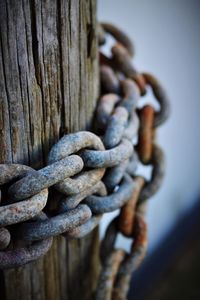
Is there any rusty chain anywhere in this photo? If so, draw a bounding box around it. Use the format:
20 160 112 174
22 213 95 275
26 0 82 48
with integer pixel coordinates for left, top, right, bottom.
0 22 169 299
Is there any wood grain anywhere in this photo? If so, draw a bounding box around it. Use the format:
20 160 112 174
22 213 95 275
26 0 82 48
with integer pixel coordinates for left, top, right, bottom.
0 0 99 299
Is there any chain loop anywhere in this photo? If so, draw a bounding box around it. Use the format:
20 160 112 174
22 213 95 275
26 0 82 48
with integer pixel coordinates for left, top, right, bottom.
17 204 92 242
59 181 107 211
48 131 105 195
139 144 165 203
101 23 134 57
0 237 53 270
111 213 147 300
100 65 120 95
142 72 170 127
0 164 48 227
0 213 52 269
85 174 134 214
80 139 133 168
66 214 102 239
8 156 83 201
94 22 169 299
137 105 155 164
118 176 145 237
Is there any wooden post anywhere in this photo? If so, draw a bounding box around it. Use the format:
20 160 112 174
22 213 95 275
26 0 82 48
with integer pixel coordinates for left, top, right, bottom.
0 0 99 299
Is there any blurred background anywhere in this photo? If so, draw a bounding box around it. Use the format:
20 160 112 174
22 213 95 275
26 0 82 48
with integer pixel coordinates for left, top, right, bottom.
98 0 200 299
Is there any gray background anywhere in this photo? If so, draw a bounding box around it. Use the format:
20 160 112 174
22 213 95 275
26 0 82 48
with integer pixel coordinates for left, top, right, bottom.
98 0 200 252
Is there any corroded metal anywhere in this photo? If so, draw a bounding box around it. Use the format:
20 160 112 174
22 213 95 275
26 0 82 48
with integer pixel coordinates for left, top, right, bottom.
95 22 169 300
0 213 53 269
85 174 134 214
100 217 119 263
96 93 120 129
0 164 48 226
143 72 170 127
55 168 105 195
9 155 83 200
139 144 165 203
103 160 129 192
66 214 102 239
0 189 48 227
120 79 140 113
100 65 120 95
118 177 145 236
97 83 135 193
112 214 148 300
112 43 136 77
126 152 139 176
17 204 92 241
110 43 148 97
48 131 106 194
48 131 105 163
103 106 128 149
59 181 107 211
101 22 134 57
95 249 126 300
132 73 147 96
137 105 155 164
123 110 140 141
96 212 147 300
0 237 53 269
0 164 33 185
80 139 133 168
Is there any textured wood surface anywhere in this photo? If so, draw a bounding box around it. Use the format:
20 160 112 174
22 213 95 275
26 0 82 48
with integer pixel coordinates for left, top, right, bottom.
0 0 99 299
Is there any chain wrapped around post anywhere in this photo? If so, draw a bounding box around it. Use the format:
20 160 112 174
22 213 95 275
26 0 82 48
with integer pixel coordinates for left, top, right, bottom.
0 22 169 299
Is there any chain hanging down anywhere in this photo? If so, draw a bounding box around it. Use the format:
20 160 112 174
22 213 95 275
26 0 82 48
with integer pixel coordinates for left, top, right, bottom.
0 22 169 299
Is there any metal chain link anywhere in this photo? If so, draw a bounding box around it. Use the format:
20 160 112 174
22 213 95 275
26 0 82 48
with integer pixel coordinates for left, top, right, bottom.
0 22 170 299
94 22 169 300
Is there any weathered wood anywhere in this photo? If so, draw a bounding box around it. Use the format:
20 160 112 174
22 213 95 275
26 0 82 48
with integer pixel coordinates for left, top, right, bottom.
0 0 99 299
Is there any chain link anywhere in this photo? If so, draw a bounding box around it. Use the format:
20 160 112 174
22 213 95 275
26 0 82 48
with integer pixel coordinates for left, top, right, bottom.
0 22 169 299
94 23 169 300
